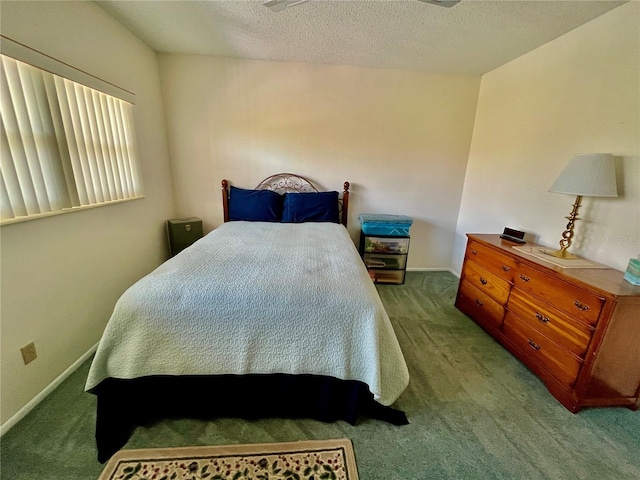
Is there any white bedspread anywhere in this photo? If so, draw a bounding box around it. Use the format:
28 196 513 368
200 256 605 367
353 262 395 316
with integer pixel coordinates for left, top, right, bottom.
85 222 409 406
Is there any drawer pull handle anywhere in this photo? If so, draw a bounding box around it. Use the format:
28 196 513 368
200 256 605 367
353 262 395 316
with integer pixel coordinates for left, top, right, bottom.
502 265 511 272
535 312 550 324
475 299 484 307
528 339 541 351
479 277 488 285
471 249 478 255
519 274 530 282
574 300 590 311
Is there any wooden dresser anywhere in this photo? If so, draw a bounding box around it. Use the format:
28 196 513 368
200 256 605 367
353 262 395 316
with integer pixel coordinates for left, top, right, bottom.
456 234 640 412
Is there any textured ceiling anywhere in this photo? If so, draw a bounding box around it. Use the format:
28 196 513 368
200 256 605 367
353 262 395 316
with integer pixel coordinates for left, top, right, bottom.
95 0 625 75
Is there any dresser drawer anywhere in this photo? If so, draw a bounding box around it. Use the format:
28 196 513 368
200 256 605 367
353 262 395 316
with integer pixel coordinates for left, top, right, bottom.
513 263 604 325
466 240 517 282
507 289 594 358
462 260 511 304
457 280 505 331
503 312 582 387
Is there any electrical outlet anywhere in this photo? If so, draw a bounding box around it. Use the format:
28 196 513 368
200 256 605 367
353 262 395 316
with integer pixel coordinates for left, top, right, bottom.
21 342 37 365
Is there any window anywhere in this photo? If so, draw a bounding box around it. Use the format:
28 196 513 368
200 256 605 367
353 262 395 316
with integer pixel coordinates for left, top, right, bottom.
0 49 142 224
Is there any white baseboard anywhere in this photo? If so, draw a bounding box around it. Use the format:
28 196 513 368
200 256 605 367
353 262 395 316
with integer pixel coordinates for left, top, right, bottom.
406 267 459 277
0 342 98 437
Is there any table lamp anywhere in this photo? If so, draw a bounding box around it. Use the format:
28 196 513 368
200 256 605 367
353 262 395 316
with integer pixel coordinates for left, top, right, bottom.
547 153 617 259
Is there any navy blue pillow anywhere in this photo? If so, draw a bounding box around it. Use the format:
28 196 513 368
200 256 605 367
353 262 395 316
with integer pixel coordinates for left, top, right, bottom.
282 191 340 223
228 186 283 222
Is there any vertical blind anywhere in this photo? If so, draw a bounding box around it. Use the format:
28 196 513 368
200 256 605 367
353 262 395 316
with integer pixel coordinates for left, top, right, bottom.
0 54 142 222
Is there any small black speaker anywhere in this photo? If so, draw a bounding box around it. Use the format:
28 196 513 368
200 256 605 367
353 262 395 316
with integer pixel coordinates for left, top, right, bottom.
167 217 204 256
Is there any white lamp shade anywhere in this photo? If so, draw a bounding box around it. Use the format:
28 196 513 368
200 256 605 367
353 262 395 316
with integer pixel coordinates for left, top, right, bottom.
548 153 618 197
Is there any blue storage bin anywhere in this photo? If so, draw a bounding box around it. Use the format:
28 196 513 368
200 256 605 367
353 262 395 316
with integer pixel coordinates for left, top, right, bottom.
358 214 413 237
624 258 640 286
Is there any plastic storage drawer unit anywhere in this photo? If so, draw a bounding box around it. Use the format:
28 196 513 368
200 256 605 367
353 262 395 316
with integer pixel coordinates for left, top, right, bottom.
358 214 413 237
358 214 412 285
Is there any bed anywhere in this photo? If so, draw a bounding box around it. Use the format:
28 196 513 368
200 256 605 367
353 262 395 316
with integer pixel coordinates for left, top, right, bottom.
86 173 410 462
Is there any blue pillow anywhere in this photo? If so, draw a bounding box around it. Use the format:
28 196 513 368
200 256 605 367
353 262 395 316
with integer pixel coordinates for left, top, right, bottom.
228 186 283 222
282 191 340 223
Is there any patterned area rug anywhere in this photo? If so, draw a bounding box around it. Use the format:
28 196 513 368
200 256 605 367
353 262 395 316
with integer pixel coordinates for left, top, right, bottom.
98 438 358 480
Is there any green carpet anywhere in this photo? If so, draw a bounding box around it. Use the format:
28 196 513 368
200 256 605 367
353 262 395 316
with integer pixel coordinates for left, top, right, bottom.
2 272 639 479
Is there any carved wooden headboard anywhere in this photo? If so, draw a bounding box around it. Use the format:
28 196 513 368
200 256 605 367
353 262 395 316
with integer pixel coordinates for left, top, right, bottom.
221 173 350 226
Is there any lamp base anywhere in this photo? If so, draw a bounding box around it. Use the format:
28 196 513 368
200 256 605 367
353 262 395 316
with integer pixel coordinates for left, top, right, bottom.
543 249 581 260
549 194 583 261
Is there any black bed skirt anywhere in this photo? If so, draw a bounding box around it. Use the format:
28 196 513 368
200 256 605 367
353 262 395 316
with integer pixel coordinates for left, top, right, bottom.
91 374 408 463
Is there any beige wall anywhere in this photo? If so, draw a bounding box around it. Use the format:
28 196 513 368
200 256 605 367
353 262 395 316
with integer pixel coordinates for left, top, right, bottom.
0 2 175 424
453 2 639 273
158 54 480 268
